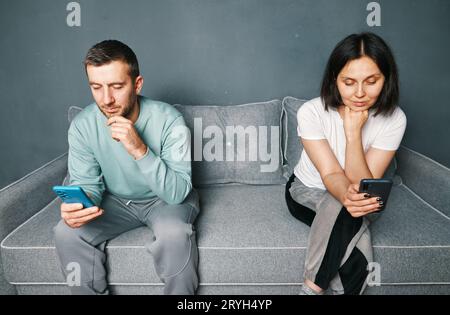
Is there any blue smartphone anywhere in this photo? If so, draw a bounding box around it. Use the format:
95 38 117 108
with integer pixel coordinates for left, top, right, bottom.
53 186 95 208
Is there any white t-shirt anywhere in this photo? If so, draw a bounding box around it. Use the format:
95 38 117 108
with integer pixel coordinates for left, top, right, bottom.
294 97 407 190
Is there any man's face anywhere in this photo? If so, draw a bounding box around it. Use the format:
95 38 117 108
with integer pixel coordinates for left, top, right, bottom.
86 60 142 119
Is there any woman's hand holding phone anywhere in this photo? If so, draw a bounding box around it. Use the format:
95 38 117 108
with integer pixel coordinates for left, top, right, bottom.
61 202 103 229
342 184 383 218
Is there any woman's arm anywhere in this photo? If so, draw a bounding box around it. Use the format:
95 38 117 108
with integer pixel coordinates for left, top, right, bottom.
343 107 373 183
345 135 396 183
364 147 396 178
301 138 349 204
302 138 382 217
343 107 397 183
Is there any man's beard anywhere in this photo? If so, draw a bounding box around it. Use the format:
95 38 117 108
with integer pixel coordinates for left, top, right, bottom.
100 93 137 119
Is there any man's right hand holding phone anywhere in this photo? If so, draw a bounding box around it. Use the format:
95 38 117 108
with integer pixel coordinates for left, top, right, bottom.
61 203 103 228
342 184 383 218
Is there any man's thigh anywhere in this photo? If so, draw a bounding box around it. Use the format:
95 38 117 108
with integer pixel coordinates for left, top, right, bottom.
57 193 143 246
144 189 200 231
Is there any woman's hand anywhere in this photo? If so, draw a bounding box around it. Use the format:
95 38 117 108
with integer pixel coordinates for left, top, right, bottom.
342 184 383 217
343 106 369 140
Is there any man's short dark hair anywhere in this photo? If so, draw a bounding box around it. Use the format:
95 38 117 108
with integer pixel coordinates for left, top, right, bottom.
84 40 140 80
320 32 399 116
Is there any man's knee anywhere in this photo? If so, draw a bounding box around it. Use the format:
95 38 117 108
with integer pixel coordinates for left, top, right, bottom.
148 219 197 279
53 220 84 246
154 220 194 245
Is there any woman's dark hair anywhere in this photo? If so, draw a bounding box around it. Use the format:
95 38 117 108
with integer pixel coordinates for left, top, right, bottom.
320 32 399 116
84 40 140 80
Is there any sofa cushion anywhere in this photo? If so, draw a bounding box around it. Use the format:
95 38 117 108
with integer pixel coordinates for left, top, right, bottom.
281 96 308 178
174 100 285 186
2 183 449 291
281 96 397 180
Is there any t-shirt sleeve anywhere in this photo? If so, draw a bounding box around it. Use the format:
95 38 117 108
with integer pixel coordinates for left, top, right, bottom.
371 108 407 151
296 100 326 140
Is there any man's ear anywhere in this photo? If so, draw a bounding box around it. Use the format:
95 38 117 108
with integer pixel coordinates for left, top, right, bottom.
134 75 144 94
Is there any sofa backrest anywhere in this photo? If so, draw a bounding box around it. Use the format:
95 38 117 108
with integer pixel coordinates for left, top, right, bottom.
67 100 286 187
174 100 285 186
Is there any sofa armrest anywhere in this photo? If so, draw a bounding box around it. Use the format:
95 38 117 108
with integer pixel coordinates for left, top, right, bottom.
396 146 450 217
0 153 67 294
0 153 68 240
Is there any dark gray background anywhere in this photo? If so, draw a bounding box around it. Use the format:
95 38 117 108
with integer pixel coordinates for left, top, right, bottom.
1 0 449 189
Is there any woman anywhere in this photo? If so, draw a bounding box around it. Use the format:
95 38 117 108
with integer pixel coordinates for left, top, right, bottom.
285 32 406 295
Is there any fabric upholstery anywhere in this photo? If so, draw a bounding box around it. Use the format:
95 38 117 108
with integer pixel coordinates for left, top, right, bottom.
2 184 449 293
175 100 285 185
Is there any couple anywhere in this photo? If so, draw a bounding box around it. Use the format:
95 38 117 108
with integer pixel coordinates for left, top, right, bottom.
54 33 406 295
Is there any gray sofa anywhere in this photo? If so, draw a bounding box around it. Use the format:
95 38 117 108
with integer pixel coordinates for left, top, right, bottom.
1 97 449 295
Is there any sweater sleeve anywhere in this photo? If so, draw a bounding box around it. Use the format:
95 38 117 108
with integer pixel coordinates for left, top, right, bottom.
67 121 105 207
134 115 192 204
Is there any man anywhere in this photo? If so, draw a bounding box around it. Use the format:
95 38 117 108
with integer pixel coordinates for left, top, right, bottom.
53 40 199 295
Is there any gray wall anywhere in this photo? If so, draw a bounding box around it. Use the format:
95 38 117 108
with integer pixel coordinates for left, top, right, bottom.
1 0 449 189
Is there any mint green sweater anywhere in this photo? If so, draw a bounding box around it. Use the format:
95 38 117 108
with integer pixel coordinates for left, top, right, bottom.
68 96 192 206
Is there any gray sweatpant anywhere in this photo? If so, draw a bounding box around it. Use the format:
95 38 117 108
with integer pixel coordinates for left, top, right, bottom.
53 189 200 295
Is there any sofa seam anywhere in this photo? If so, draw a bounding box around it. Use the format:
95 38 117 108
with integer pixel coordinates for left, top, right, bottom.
399 183 450 221
3 245 450 250
8 281 450 286
0 199 59 250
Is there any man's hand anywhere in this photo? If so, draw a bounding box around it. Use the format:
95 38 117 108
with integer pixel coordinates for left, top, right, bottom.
343 106 369 141
342 184 383 217
61 202 103 228
107 116 147 159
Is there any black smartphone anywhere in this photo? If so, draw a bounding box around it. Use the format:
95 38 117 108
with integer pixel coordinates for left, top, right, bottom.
358 179 393 211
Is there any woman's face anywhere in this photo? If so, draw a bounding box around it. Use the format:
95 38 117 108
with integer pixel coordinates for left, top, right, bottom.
337 56 385 112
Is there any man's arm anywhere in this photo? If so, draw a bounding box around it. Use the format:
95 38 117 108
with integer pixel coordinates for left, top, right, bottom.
68 122 105 206
134 116 192 204
107 114 192 204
